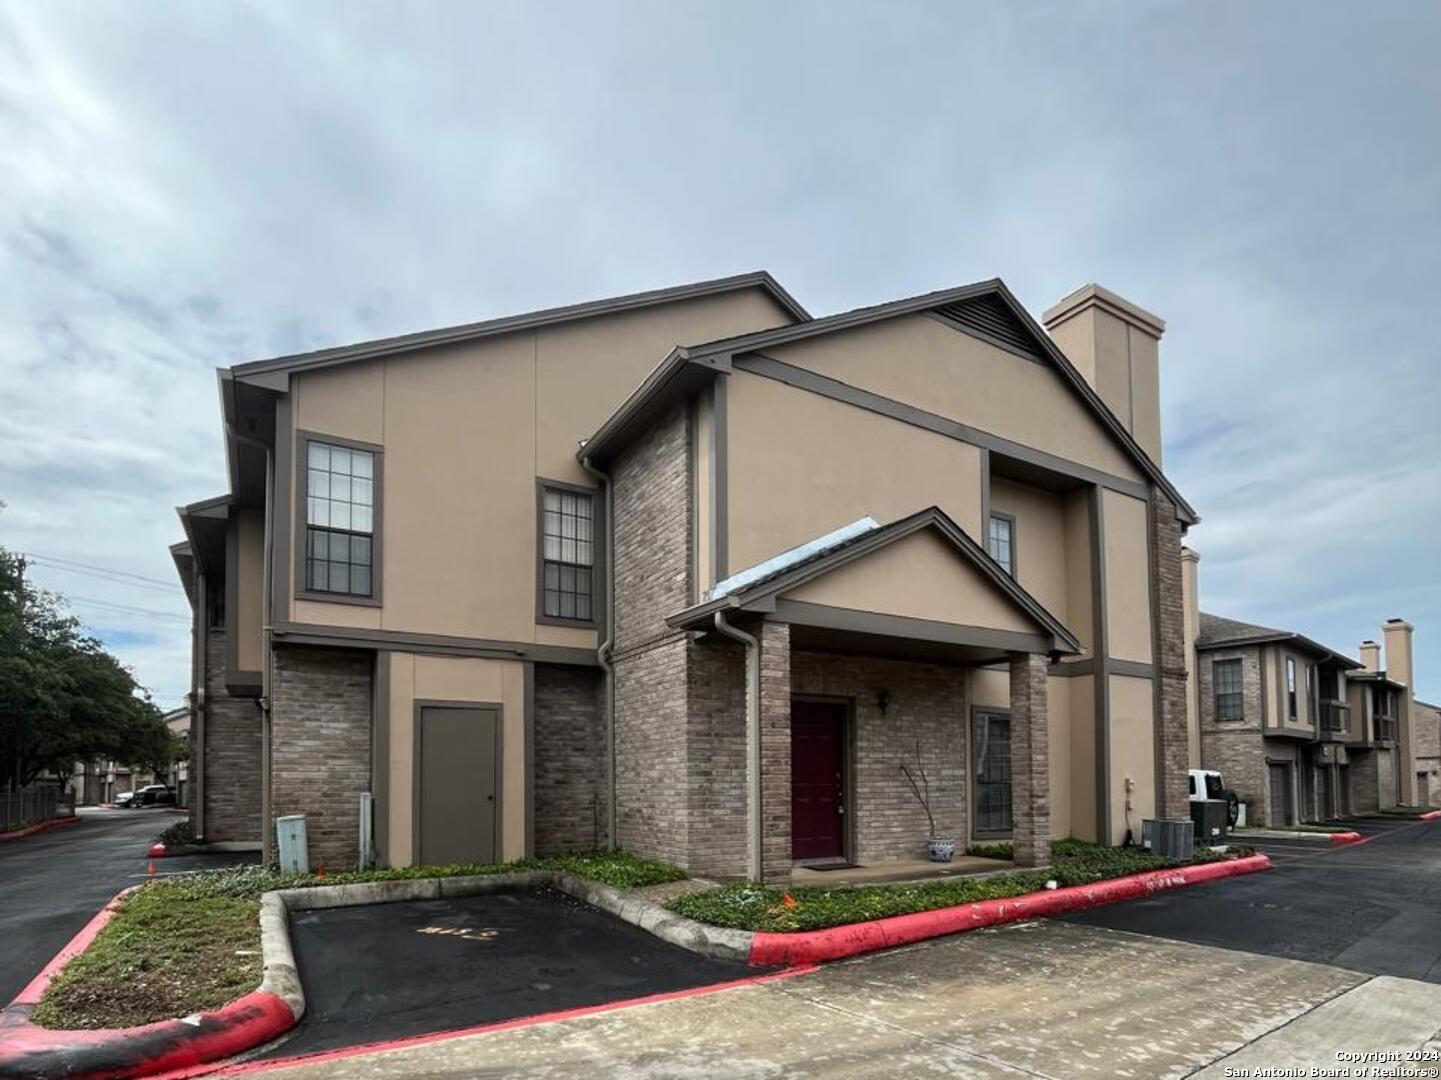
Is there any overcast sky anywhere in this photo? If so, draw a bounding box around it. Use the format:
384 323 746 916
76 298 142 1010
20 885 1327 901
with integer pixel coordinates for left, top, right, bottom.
1 1 1438 706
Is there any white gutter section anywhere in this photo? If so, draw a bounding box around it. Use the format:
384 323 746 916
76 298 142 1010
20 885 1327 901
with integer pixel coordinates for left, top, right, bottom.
708 517 879 602
713 611 762 882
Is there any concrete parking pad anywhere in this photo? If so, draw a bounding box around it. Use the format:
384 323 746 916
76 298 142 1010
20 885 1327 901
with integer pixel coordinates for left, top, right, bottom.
229 921 1373 1079
1067 817 1441 981
260 889 756 1059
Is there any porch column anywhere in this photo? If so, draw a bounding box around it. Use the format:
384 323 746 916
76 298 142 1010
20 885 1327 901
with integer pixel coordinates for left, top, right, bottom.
748 619 791 884
1009 651 1051 868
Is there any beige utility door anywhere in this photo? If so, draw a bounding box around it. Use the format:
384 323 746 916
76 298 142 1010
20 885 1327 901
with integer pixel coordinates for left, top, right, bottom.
418 705 498 866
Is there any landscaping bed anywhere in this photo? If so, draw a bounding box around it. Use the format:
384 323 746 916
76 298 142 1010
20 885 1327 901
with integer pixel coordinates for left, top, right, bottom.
669 840 1250 933
33 850 686 1030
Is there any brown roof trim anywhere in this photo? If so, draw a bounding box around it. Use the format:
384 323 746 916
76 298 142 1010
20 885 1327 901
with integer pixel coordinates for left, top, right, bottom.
1196 630 1362 669
578 278 1197 525
230 271 810 383
666 506 1082 656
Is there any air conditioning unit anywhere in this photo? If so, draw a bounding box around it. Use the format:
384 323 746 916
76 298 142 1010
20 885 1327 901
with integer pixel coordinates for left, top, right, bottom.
1142 818 1195 861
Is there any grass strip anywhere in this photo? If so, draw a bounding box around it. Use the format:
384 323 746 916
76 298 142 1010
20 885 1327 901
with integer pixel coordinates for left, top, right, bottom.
34 849 683 1030
668 839 1246 933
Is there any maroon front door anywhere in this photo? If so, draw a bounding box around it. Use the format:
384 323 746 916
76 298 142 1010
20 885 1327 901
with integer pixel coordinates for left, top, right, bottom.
791 699 846 861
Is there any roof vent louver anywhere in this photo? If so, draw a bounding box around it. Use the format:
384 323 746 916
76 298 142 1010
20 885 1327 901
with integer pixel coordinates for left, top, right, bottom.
935 294 1044 361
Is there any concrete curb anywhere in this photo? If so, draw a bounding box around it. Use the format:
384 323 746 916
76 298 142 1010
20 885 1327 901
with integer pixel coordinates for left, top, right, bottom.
0 885 298 1079
747 853 1274 966
0 816 82 843
1235 827 1362 844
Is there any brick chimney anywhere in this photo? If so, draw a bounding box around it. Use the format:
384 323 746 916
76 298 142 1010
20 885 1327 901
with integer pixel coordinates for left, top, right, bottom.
1043 285 1166 464
1360 640 1382 672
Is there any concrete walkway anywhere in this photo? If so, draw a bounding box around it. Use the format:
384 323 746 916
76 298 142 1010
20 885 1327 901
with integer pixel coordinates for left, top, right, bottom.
217 919 1441 1078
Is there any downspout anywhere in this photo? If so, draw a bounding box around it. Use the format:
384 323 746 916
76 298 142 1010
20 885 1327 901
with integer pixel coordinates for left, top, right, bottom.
580 455 616 847
713 610 761 882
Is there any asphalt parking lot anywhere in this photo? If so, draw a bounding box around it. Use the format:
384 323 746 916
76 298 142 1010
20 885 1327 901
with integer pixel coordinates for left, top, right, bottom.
263 888 758 1060
0 808 257 1003
1067 815 1441 981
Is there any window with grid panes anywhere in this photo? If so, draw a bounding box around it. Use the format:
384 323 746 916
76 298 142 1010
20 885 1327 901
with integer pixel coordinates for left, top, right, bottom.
1214 658 1243 721
304 441 375 597
541 487 594 621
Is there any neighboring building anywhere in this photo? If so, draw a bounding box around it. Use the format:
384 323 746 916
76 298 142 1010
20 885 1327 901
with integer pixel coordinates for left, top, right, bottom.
165 705 192 808
1189 610 1359 825
171 272 1198 877
1183 548 1438 820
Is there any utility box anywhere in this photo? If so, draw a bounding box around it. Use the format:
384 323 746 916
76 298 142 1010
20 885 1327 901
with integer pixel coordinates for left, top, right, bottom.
1190 799 1230 845
1141 818 1195 861
276 814 309 874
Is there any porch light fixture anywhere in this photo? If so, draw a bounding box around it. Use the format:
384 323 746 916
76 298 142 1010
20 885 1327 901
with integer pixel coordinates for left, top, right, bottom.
877 689 891 715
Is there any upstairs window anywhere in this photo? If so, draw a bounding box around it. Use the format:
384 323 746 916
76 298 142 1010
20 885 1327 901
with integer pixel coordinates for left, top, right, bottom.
988 513 1015 577
1286 657 1298 719
1214 658 1243 721
304 440 376 598
540 485 594 622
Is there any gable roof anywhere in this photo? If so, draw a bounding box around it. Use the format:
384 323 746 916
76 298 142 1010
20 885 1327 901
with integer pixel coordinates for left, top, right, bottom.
229 271 811 386
578 278 1197 524
667 506 1082 657
1197 611 1360 667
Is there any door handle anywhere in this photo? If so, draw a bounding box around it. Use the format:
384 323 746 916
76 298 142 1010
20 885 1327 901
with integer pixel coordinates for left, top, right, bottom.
486 794 495 802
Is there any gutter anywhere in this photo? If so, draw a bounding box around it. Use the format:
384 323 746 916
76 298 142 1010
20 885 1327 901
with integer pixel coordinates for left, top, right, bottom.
580 455 617 848
713 611 762 882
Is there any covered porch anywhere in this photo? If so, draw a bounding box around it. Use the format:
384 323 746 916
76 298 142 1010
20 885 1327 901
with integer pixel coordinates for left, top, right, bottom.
669 508 1081 884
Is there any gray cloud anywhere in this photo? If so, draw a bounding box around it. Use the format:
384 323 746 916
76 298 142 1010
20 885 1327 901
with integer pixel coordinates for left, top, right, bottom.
1 0 1438 704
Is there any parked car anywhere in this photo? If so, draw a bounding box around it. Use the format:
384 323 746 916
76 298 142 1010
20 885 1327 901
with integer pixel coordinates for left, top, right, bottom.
114 790 137 808
1188 768 1240 826
132 784 176 807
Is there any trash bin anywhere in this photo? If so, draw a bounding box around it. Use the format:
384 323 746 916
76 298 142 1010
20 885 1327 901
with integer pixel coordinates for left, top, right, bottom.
276 814 309 874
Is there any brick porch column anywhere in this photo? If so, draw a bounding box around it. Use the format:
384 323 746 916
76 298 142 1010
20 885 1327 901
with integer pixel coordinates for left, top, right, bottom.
1009 651 1051 868
749 619 791 884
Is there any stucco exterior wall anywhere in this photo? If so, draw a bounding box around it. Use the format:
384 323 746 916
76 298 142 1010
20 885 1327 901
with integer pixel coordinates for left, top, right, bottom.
724 368 984 572
1101 489 1152 665
382 650 527 866
766 314 1146 482
989 477 1070 630
284 287 791 641
233 508 265 675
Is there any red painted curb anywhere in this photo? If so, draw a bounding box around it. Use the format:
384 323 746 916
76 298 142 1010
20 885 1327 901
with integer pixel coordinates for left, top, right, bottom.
747 853 1274 967
1329 831 1364 844
0 816 82 843
1421 810 1441 822
179 964 817 1078
0 886 296 1079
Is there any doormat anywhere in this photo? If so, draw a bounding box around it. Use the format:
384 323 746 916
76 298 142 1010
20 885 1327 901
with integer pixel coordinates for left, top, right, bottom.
806 862 861 872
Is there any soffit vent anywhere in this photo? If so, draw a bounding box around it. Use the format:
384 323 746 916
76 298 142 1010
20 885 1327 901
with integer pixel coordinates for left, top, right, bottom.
934 293 1044 362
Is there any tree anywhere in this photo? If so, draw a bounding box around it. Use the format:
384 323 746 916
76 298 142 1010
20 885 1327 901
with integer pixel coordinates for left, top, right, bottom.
0 539 176 790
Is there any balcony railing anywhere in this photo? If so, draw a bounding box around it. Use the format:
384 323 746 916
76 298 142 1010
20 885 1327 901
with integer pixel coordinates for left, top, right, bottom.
1376 717 1398 742
1319 702 1348 734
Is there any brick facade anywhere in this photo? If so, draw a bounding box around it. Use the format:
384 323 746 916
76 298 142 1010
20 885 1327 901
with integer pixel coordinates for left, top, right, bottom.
791 649 967 865
201 627 262 843
1150 491 1191 820
1196 646 1272 823
1009 652 1050 867
755 621 792 883
686 639 748 878
269 645 373 870
533 664 606 855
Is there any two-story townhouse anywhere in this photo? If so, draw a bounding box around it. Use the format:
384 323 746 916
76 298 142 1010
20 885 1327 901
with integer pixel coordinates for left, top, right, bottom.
1349 621 1436 811
1187 609 1359 825
171 273 1198 879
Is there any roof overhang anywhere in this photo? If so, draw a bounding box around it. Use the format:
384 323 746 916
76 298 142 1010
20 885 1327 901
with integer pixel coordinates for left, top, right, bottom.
667 507 1081 661
175 495 230 583
1196 632 1362 669
227 271 809 385
168 541 197 607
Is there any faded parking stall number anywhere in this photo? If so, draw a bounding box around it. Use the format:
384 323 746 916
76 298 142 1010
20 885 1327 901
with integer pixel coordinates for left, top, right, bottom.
416 925 501 943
